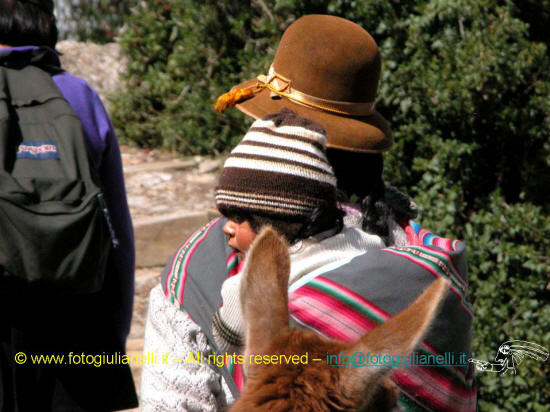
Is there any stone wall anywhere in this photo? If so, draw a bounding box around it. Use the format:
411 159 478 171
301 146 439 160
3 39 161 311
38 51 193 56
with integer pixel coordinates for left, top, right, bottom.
57 40 125 110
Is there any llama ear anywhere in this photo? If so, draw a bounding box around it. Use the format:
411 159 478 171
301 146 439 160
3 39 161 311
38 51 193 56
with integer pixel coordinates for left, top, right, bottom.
339 277 449 402
241 226 290 356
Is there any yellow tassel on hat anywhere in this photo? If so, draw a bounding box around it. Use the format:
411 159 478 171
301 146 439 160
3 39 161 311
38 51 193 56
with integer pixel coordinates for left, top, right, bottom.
214 87 255 113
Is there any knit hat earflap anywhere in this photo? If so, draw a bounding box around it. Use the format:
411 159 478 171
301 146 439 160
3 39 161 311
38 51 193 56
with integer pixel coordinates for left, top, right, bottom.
215 108 337 220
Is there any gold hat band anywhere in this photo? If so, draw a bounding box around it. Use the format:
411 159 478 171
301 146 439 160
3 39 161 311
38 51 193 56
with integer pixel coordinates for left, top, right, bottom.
257 66 376 117
214 65 376 117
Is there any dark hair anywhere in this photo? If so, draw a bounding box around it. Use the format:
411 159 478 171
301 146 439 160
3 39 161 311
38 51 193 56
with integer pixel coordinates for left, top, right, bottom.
0 0 58 48
326 149 392 245
360 175 391 246
219 201 344 245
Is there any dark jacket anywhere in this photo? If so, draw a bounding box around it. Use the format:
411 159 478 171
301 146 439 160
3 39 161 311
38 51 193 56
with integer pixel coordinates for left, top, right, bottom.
0 46 137 412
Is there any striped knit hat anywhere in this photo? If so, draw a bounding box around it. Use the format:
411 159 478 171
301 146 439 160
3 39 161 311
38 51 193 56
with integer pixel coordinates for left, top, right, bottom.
215 108 337 221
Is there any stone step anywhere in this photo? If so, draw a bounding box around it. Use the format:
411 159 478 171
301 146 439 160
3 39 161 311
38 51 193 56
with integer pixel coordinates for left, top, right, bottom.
123 159 196 174
134 209 220 267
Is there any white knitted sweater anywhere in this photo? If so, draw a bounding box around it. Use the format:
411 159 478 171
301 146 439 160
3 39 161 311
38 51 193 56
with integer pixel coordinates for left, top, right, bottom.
141 284 234 411
141 223 406 411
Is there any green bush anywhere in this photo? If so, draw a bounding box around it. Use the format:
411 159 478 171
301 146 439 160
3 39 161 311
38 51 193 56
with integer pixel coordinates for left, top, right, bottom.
464 195 550 411
111 0 281 154
112 0 550 409
378 2 550 408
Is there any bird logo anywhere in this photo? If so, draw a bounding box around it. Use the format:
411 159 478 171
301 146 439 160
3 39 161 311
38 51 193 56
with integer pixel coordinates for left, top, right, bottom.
469 340 549 375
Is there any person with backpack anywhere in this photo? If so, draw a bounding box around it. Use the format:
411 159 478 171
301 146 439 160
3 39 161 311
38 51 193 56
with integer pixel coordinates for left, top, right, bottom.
0 1 138 410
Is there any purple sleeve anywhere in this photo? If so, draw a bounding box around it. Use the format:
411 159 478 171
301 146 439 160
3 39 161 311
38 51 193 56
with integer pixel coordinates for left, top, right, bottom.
53 72 135 343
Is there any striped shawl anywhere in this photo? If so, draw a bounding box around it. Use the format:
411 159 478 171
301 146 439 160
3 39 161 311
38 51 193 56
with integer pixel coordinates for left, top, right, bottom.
161 218 476 411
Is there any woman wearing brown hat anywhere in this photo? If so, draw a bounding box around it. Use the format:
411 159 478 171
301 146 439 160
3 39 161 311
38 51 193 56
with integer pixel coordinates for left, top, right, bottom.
141 15 475 412
215 14 417 244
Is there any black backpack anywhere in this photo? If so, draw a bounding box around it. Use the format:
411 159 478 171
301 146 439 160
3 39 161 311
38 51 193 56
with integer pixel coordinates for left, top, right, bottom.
0 48 117 296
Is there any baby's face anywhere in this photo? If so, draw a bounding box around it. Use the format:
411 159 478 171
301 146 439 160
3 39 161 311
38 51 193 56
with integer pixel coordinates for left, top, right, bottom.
223 218 257 258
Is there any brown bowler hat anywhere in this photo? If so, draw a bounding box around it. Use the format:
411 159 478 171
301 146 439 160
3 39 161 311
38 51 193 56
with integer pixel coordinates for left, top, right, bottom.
215 14 392 153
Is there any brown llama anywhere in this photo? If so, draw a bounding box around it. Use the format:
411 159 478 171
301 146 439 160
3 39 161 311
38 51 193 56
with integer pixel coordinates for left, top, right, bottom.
230 227 449 412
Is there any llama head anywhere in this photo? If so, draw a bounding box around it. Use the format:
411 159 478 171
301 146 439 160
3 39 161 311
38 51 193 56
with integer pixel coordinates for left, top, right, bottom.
231 227 449 412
